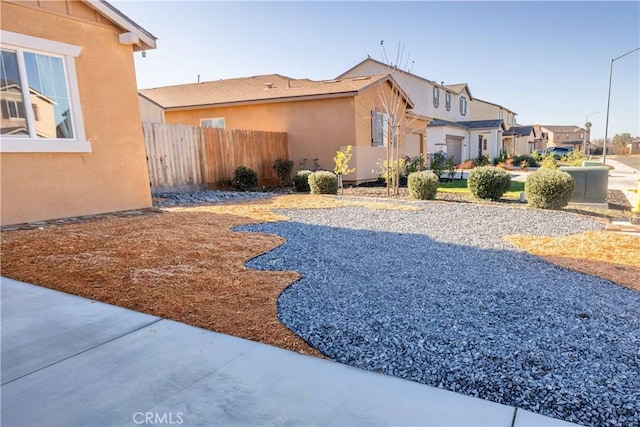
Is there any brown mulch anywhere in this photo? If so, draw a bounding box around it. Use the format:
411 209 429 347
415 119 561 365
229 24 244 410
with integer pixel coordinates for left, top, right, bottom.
0 195 418 358
503 231 640 293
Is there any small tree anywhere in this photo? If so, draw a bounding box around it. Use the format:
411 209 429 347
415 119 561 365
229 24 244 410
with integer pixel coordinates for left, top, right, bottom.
612 133 633 147
334 145 356 193
272 158 294 187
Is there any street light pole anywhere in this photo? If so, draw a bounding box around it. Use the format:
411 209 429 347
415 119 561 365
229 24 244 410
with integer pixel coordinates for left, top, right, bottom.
603 47 640 164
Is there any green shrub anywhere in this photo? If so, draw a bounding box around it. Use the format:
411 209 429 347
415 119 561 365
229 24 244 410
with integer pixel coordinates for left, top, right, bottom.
378 159 407 183
564 150 585 166
408 171 439 200
405 155 425 175
493 151 508 166
473 154 491 167
512 154 539 168
467 166 511 201
272 158 294 186
308 171 338 194
540 156 559 169
293 170 312 192
430 151 450 179
233 166 258 191
525 169 574 209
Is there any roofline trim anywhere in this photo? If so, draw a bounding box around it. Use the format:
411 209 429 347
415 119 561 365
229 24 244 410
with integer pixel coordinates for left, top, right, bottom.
161 91 360 111
86 0 157 51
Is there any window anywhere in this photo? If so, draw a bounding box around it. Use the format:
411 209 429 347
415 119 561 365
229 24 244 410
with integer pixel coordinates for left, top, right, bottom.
371 110 390 147
580 132 584 139
1 31 87 152
432 87 440 108
483 139 487 151
445 92 451 111
200 117 225 128
499 110 503 120
460 97 467 116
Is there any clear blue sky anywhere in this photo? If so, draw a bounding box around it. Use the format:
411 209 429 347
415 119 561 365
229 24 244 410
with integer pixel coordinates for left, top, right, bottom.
113 1 640 139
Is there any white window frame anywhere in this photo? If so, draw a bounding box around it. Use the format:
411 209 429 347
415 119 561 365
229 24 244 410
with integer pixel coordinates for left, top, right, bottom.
200 117 225 129
433 87 440 108
460 97 467 116
445 92 451 111
0 30 89 153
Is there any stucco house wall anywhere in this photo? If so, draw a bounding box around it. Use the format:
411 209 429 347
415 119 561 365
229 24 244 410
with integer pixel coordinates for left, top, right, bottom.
1 1 154 226
164 96 355 180
157 79 412 183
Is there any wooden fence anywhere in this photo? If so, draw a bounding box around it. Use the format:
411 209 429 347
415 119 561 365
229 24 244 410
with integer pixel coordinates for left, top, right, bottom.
143 123 289 192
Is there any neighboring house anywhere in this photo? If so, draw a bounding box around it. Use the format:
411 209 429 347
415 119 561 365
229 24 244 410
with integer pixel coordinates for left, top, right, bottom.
338 58 532 163
0 0 156 226
503 126 536 156
139 73 420 183
139 92 166 124
539 125 585 149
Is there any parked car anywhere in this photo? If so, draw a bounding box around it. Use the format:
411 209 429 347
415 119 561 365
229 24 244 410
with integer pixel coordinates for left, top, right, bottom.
544 147 573 159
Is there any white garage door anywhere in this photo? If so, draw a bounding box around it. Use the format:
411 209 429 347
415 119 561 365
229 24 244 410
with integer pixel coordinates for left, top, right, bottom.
446 136 463 165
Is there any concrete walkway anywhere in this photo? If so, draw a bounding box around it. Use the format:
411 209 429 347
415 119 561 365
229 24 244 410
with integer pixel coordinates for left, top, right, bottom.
1 277 580 427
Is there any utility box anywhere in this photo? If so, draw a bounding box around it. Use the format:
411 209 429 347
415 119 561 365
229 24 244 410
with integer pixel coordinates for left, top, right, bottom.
560 166 609 205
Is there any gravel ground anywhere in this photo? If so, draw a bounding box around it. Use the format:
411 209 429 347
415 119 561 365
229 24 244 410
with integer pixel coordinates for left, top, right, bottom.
237 203 640 427
153 190 273 206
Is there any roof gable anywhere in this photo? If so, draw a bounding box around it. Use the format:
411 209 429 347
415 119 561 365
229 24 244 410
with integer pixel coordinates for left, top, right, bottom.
339 58 472 99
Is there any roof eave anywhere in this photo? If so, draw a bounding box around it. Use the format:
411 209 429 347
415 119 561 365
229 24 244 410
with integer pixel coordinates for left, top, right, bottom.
161 91 360 111
86 0 157 51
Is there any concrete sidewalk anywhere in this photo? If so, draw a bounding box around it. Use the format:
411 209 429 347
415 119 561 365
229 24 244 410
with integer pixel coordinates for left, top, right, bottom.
1 277 579 427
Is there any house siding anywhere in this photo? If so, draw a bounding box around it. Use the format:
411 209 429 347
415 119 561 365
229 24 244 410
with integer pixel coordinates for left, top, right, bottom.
1 1 152 225
164 96 356 180
160 81 413 183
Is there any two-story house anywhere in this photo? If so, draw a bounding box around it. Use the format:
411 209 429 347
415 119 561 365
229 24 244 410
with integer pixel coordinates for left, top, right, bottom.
339 58 531 164
539 125 585 150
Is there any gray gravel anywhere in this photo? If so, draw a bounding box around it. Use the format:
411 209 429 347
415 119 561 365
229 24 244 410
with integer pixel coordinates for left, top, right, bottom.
153 190 273 206
236 202 640 427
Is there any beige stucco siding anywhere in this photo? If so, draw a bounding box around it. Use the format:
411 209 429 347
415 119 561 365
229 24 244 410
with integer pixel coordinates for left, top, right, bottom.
1 1 152 225
165 96 356 177
139 95 166 123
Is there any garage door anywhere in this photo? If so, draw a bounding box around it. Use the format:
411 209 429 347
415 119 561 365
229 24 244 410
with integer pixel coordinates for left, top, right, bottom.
445 136 463 165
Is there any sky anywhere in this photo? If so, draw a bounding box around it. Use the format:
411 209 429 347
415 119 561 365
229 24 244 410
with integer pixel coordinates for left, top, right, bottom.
112 1 640 139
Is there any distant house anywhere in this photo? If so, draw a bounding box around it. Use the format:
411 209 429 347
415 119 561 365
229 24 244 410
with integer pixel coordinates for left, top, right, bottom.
1 0 156 226
139 73 420 183
338 58 535 163
503 126 536 155
539 125 585 149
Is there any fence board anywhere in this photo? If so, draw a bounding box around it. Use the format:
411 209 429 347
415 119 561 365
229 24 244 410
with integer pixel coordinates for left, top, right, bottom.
143 123 288 192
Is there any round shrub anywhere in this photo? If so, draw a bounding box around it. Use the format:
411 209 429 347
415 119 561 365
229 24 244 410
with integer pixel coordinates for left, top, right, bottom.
525 169 574 209
512 154 539 168
540 156 559 169
467 166 511 201
308 171 338 195
293 170 312 193
408 171 439 200
233 166 258 191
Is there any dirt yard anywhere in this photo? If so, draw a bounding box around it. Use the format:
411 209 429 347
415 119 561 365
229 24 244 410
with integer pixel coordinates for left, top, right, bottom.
1 194 638 356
